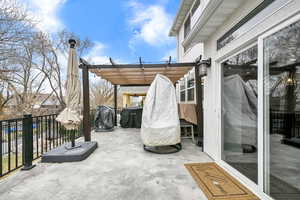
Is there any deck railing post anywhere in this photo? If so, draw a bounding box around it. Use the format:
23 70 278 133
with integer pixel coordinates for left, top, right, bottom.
82 64 91 141
22 114 35 170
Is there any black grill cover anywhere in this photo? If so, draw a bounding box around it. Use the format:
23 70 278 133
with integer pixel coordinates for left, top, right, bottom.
94 105 114 132
120 107 143 128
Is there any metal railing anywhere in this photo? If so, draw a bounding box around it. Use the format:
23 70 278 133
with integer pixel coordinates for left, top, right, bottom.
0 111 95 177
270 110 300 138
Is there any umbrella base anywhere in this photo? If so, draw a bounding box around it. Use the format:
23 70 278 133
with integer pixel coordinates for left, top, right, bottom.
64 144 82 150
41 141 98 163
95 127 114 132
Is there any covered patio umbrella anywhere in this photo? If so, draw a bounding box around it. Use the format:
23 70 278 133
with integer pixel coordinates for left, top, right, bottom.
56 39 82 148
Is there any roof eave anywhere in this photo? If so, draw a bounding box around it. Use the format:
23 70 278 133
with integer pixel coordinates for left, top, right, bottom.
182 0 225 47
169 0 194 37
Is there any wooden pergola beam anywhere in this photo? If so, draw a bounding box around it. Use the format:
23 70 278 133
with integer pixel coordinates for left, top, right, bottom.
91 68 190 74
101 75 184 78
79 62 196 69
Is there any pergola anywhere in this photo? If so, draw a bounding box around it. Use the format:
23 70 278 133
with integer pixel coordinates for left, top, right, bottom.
78 57 204 147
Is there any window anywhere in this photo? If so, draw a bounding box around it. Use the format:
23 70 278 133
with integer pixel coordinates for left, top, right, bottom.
184 15 191 39
187 88 194 101
179 72 195 102
187 72 195 101
179 77 186 102
191 0 200 16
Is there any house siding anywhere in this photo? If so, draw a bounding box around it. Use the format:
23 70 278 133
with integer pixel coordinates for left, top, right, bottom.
173 0 300 199
203 0 300 162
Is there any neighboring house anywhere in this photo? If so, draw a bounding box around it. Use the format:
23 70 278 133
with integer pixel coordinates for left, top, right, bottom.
5 93 61 116
170 0 300 200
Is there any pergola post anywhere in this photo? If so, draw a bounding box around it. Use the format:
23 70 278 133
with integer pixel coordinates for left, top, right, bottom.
82 64 91 142
194 65 204 150
114 84 118 126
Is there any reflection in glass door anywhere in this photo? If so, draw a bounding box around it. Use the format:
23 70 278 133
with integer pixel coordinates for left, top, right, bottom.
222 45 258 184
263 19 300 199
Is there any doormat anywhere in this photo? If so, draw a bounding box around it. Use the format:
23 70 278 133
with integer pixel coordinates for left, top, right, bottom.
185 162 260 200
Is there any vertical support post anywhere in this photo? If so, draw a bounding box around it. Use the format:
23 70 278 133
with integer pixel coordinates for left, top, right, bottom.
0 121 2 176
71 130 75 147
82 64 91 142
195 65 204 151
114 85 118 126
22 114 35 170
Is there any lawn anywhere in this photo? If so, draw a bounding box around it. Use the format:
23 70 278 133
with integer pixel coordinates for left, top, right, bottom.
1 153 23 175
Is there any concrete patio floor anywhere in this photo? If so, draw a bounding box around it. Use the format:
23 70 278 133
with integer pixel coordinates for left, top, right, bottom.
0 128 212 200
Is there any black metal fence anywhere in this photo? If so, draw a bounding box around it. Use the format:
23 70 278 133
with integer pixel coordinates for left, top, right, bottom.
0 111 95 178
270 110 300 138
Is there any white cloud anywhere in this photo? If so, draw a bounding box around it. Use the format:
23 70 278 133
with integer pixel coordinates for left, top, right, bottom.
161 48 177 61
84 42 110 65
23 0 66 32
84 41 127 65
127 1 174 47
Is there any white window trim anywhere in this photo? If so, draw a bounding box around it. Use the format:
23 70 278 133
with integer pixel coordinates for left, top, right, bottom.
178 71 196 104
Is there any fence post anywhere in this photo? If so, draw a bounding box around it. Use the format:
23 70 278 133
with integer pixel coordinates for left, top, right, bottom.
22 114 35 170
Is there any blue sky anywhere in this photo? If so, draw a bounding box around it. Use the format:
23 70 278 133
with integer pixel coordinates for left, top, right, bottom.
24 0 180 64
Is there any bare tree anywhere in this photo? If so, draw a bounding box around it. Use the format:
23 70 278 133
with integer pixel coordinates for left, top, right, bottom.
0 1 94 116
90 80 120 108
5 35 50 114
0 0 32 62
0 0 34 115
35 31 93 108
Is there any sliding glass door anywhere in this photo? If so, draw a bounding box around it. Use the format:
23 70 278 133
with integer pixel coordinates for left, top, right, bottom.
261 17 300 199
221 14 300 200
222 45 258 184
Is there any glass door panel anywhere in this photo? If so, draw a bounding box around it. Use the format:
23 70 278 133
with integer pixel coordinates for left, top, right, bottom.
222 45 258 183
263 19 300 199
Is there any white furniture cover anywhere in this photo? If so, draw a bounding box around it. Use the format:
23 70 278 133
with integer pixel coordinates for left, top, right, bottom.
141 74 181 146
223 74 257 151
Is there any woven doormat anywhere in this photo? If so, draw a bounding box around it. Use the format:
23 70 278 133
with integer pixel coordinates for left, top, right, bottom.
185 163 260 200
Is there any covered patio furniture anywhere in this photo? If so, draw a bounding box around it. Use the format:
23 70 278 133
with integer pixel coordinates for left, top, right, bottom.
141 74 181 153
223 74 257 153
94 105 114 132
120 107 143 128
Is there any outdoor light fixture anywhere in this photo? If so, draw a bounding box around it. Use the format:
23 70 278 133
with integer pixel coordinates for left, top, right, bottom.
197 58 211 77
286 77 296 86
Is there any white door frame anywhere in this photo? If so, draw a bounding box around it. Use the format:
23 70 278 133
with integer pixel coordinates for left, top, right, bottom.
216 43 264 198
257 13 300 197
